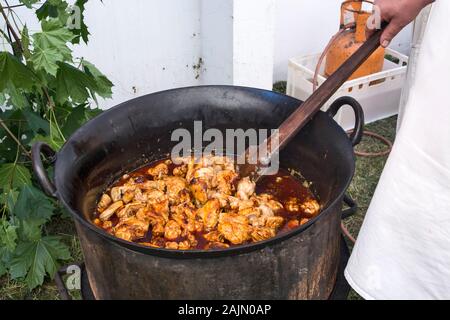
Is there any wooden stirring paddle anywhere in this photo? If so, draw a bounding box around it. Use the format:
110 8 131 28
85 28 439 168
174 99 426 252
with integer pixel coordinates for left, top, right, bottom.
239 25 386 182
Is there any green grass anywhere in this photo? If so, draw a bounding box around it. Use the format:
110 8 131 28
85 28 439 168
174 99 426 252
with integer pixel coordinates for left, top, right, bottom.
0 83 397 299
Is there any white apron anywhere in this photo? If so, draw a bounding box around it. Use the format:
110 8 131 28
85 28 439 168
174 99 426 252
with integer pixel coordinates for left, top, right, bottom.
345 1 450 300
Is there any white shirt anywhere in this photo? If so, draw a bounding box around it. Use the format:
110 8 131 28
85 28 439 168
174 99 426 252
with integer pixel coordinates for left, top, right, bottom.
345 1 450 299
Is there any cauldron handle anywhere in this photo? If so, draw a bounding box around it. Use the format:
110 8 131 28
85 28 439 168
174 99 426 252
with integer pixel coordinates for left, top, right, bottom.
326 96 364 146
341 194 357 219
31 142 58 198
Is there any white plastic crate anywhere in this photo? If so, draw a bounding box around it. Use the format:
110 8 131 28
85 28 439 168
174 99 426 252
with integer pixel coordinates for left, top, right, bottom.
287 48 409 130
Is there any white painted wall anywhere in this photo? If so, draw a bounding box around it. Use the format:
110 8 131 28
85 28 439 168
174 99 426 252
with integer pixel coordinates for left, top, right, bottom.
1 0 413 109
274 0 413 81
75 0 275 108
75 0 203 109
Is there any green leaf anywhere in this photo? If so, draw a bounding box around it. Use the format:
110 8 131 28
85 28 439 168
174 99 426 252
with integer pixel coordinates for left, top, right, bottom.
31 133 63 151
0 164 32 191
13 185 55 222
18 218 44 242
20 0 40 8
21 25 32 61
10 236 70 289
36 1 59 20
0 247 11 277
82 60 113 99
55 62 96 104
5 81 29 109
0 93 6 105
21 109 50 135
33 19 74 61
0 220 18 252
0 52 37 92
30 46 64 76
70 0 90 44
0 189 19 214
61 104 87 137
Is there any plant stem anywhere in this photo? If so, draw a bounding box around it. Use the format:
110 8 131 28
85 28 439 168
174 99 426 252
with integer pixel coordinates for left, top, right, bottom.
0 118 31 159
0 3 22 52
0 28 13 48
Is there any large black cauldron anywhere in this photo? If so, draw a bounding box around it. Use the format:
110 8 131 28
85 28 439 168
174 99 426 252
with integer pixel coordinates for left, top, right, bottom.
32 86 363 300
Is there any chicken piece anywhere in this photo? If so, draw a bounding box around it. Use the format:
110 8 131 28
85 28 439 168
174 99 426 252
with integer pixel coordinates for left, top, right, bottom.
97 194 112 212
301 199 320 217
102 220 113 230
215 170 238 194
110 186 135 202
287 219 300 229
203 230 225 243
238 207 260 219
147 163 169 179
218 213 250 245
173 164 187 177
99 201 124 221
164 176 188 204
145 212 167 236
265 216 285 230
239 199 256 211
237 177 256 200
194 220 204 233
164 220 182 240
197 199 220 230
227 196 240 210
149 199 170 221
256 194 284 212
190 180 208 205
251 227 276 242
122 191 135 204
144 190 169 218
208 191 229 208
114 217 149 241
300 218 309 226
135 207 152 221
194 167 215 184
259 204 274 218
165 242 178 250
116 202 145 219
145 189 167 203
178 240 191 250
171 206 197 233
187 233 198 247
138 180 166 191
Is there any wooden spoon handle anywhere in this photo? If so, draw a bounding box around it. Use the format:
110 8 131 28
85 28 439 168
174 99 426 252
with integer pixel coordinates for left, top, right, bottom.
240 26 386 180
274 27 385 153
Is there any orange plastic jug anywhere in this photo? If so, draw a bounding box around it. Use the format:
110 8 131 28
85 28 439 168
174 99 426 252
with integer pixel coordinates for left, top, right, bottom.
325 0 385 80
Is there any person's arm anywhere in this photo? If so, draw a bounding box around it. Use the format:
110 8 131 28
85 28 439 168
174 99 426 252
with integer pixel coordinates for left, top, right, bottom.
370 0 435 47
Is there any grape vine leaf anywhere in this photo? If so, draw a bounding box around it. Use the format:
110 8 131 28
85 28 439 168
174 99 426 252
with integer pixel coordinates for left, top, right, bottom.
0 52 37 92
9 236 70 289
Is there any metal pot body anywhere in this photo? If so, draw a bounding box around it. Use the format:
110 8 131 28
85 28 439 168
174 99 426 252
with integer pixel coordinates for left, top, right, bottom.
32 86 363 300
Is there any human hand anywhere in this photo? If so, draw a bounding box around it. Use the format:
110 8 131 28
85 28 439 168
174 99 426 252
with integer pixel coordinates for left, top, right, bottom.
368 0 435 47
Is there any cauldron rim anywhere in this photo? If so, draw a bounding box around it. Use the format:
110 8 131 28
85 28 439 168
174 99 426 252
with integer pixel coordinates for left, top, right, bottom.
53 85 356 259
